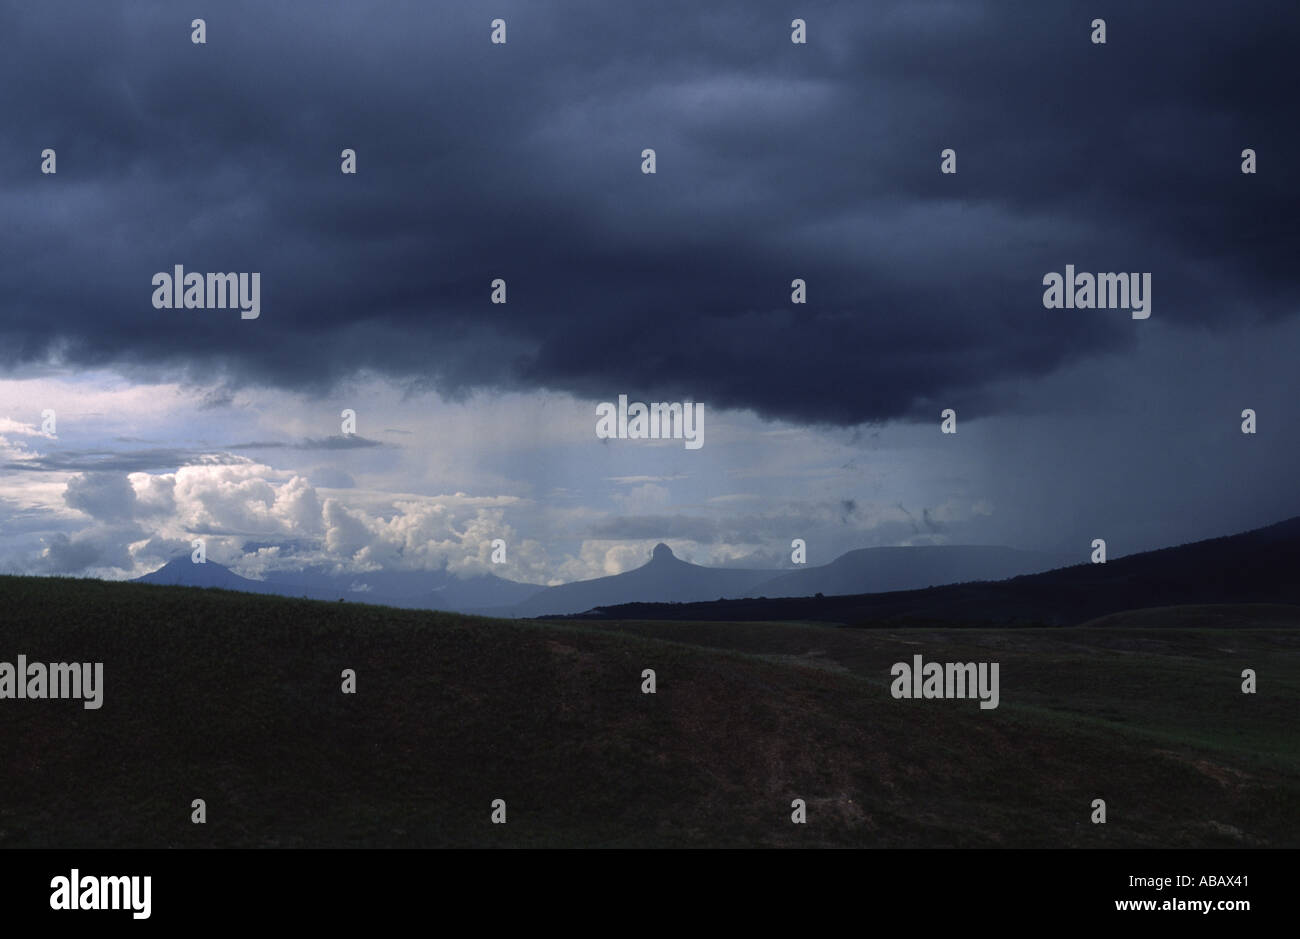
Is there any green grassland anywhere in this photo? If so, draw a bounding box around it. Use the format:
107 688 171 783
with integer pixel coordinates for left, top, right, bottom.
0 576 1295 847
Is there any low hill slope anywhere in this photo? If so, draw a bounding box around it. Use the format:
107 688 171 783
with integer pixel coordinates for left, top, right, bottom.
0 576 1295 847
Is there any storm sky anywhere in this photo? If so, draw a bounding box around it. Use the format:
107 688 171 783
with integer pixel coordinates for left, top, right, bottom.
1 1 1297 583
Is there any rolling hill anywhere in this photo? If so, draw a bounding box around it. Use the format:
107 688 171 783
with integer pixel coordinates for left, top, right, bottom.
0 575 1295 847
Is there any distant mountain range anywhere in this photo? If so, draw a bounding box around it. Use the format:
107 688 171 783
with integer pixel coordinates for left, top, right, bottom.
565 516 1300 627
483 542 1056 618
134 559 542 612
130 540 1061 616
749 544 1052 598
483 543 782 617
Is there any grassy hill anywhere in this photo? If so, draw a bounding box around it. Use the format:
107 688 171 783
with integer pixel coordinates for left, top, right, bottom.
0 576 1296 847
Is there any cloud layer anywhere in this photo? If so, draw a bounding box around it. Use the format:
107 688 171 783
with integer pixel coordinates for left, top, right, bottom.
2 1 1296 426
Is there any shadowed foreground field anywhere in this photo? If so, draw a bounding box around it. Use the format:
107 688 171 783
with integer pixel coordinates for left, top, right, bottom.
1 576 1296 847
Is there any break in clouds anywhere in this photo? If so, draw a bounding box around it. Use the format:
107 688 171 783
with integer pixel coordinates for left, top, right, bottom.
0 382 1004 582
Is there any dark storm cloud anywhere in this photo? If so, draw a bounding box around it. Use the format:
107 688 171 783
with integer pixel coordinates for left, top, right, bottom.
1 1 1296 425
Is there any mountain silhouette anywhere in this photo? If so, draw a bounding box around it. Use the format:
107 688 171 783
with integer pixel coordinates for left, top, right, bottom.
134 557 268 591
748 545 1056 598
131 541 1064 618
489 542 1060 618
487 543 782 617
565 516 1300 626
133 558 543 611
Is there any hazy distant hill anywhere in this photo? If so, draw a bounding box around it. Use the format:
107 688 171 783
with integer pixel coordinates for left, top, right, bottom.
133 558 543 612
134 557 279 592
132 542 1062 619
748 545 1055 598
493 542 1059 618
489 543 781 618
567 516 1300 627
